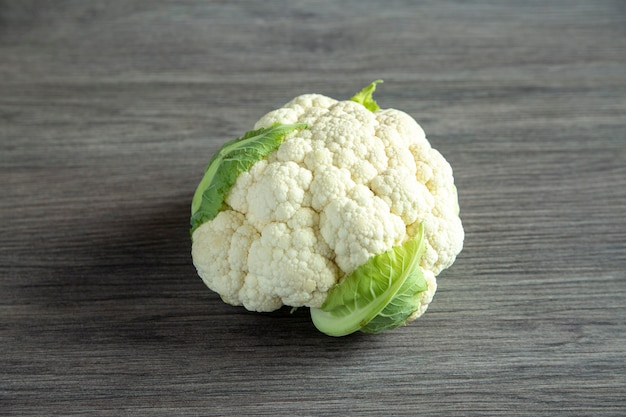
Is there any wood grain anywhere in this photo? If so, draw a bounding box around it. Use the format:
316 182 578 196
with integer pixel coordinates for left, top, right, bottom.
1 1 625 415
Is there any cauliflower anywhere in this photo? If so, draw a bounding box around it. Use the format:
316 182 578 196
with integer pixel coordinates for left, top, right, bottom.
191 81 464 336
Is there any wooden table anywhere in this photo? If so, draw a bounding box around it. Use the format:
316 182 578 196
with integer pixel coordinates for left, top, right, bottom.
2 1 625 415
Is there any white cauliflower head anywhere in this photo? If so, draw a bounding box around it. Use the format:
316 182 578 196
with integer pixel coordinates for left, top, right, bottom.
191 85 463 323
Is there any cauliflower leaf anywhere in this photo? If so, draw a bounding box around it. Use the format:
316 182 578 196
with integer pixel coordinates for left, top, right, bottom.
190 123 307 234
350 79 383 112
310 224 427 336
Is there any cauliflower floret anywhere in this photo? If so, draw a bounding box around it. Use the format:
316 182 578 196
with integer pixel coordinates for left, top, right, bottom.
370 166 434 225
320 185 405 273
309 101 387 184
246 221 338 310
254 94 337 130
309 165 355 211
192 211 257 306
232 161 312 230
408 147 464 274
192 91 463 316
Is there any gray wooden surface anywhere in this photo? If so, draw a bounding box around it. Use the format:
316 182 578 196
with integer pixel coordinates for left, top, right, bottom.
2 1 625 415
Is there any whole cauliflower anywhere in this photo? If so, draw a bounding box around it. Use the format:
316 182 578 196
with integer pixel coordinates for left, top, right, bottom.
191 81 463 336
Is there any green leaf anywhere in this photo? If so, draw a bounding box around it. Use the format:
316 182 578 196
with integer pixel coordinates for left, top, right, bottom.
310 224 427 337
360 262 427 334
190 123 307 234
350 79 384 112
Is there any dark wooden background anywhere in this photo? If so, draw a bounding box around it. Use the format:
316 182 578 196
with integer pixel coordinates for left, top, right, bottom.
2 1 625 415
